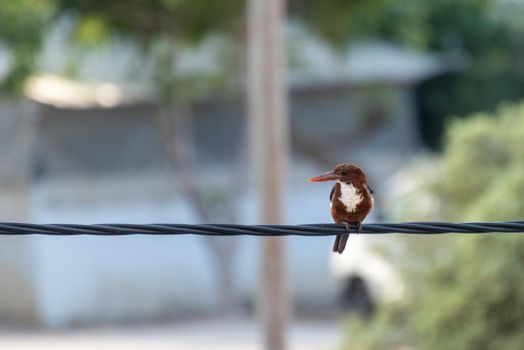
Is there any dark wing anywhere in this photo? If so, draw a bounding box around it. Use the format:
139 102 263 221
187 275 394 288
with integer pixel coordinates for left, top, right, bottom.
366 184 374 194
329 184 336 202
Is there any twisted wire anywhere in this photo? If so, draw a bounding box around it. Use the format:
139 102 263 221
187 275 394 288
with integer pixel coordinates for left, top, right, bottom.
0 221 522 236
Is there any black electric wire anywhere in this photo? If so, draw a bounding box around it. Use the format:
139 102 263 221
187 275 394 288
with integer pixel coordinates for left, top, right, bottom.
0 221 522 236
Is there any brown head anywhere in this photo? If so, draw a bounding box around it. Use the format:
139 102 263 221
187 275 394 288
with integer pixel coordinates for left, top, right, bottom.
309 163 368 185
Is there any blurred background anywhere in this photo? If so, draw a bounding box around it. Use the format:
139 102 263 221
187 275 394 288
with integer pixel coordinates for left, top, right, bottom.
1 0 524 349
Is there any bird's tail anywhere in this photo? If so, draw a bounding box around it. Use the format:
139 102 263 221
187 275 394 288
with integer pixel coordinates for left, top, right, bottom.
333 233 349 254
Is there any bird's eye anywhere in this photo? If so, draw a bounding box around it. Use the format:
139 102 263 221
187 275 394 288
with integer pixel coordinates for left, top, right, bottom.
340 171 347 176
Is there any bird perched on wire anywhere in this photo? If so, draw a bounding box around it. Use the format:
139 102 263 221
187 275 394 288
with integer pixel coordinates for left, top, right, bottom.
309 163 374 254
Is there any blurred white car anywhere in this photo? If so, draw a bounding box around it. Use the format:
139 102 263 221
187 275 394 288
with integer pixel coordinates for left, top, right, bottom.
330 234 405 314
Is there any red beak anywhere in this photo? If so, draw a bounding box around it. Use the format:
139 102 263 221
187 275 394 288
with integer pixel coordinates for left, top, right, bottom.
309 171 339 182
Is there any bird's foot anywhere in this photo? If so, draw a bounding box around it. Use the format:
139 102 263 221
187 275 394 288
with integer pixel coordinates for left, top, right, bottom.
356 222 362 235
342 221 361 234
334 222 361 254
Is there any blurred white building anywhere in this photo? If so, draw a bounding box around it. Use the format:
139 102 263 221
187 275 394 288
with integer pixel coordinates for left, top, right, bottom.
0 26 455 326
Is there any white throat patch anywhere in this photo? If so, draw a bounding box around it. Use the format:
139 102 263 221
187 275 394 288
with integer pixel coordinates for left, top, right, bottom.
338 181 363 212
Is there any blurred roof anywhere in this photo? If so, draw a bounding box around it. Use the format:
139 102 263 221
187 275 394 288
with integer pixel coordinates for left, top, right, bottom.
289 41 453 87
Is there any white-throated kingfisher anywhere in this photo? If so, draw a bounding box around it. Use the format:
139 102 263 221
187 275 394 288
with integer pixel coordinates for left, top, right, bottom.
309 163 374 254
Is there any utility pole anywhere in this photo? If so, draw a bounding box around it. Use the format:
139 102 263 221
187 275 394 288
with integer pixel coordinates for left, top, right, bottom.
247 0 289 349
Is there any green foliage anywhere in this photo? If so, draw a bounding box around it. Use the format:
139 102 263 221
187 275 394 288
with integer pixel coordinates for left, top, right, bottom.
0 0 55 94
73 15 110 47
344 302 414 350
439 103 524 221
56 0 244 46
344 102 524 350
293 0 497 51
291 0 410 49
409 235 524 350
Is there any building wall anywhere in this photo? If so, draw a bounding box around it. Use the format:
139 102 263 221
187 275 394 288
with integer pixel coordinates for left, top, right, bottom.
27 173 341 327
0 80 422 327
36 103 170 177
0 101 38 324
